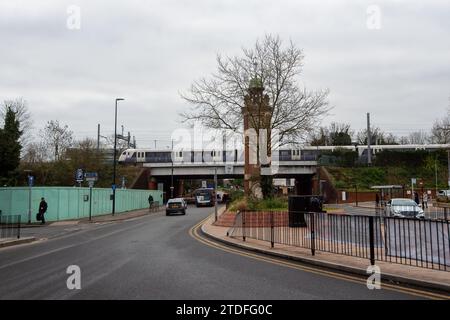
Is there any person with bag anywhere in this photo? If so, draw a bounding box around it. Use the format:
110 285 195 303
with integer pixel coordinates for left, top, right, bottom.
38 197 48 224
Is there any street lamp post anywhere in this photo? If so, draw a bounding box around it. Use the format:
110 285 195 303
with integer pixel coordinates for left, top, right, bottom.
112 98 125 216
214 164 218 222
24 170 32 224
170 139 174 199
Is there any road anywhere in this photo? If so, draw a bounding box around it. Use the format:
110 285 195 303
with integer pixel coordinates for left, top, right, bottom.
0 206 441 300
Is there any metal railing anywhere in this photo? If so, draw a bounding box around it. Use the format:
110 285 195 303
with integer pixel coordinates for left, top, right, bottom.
0 213 21 239
228 211 450 271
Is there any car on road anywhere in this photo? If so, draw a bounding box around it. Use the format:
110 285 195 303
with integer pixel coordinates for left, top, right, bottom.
194 188 215 207
385 198 425 219
166 198 187 216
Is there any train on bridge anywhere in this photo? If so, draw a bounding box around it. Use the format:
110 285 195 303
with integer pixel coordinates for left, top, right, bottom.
118 144 450 165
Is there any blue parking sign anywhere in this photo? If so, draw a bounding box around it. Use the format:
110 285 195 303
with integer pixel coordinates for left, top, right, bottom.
28 175 34 187
76 169 84 182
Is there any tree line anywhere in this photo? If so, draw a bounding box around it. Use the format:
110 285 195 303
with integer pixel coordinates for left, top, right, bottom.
0 98 135 187
308 115 450 147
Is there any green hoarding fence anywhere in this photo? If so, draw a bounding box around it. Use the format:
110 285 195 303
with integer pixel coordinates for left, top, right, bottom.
0 187 163 223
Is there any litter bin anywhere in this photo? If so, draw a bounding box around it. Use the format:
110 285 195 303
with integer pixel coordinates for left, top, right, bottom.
288 195 324 227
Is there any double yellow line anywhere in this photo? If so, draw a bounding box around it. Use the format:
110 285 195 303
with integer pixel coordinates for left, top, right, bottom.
189 215 449 300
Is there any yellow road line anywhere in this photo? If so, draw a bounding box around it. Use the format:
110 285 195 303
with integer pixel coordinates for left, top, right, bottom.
189 216 449 300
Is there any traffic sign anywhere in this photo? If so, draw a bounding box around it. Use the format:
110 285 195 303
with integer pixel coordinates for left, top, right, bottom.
76 169 84 182
112 184 116 191
85 172 98 182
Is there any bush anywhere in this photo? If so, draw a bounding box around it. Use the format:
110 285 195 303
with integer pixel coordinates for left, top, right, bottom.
228 196 288 212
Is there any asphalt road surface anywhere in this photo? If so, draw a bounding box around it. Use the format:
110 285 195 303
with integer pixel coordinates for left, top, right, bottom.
0 206 442 300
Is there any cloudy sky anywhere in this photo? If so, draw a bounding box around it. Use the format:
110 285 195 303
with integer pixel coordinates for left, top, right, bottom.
1 0 449 148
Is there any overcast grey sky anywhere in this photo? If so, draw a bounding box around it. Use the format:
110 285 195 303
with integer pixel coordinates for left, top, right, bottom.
1 0 449 148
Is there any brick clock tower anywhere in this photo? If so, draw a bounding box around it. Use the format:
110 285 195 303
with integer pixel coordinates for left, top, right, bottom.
242 78 272 199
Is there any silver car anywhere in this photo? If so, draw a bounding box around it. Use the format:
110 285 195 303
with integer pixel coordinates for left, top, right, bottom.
385 198 425 219
166 198 187 216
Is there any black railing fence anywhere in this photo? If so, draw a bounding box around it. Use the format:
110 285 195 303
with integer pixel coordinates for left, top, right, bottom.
228 211 450 271
0 214 21 239
428 206 450 221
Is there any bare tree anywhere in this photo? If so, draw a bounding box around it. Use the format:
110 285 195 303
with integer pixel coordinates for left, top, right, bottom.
430 117 450 144
383 133 398 145
408 131 429 144
398 136 410 145
40 120 74 161
21 141 47 164
180 34 330 147
356 127 399 145
309 122 353 146
1 98 33 150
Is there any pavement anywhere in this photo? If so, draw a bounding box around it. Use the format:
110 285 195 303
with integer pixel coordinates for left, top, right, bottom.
202 207 450 294
0 207 164 246
0 237 36 248
0 204 438 299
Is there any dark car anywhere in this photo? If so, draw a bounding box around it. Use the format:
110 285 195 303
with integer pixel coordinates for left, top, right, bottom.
166 198 187 216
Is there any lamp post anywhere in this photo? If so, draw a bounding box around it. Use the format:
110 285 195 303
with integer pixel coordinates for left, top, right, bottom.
170 139 174 199
24 169 32 224
214 156 218 222
112 98 124 216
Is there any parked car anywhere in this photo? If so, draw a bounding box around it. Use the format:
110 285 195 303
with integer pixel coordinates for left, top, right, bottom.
166 198 187 216
385 198 425 219
437 190 450 201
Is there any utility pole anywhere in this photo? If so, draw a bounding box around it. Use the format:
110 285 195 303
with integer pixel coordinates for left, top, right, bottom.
367 113 372 166
435 155 438 197
112 98 125 216
97 124 100 151
448 150 450 188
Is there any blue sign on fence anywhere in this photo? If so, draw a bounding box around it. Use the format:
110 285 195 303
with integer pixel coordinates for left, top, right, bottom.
28 175 34 187
75 169 84 182
85 172 98 181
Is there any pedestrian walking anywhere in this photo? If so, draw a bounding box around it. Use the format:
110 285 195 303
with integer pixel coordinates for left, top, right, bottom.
148 194 154 211
423 192 428 209
375 193 380 207
38 197 48 224
414 192 419 205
